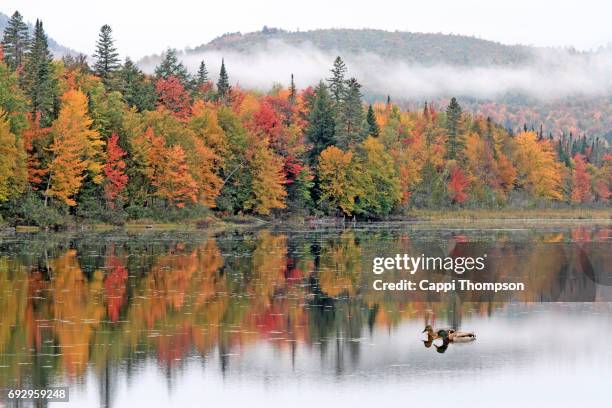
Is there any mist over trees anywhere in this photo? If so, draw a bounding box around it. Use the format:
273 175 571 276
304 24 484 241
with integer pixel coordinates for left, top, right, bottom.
0 14 610 227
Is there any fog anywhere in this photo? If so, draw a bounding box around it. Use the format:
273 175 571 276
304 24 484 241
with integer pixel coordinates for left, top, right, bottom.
139 40 612 101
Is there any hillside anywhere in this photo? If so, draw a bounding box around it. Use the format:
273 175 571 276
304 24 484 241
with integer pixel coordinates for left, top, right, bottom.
191 28 535 66
0 11 74 56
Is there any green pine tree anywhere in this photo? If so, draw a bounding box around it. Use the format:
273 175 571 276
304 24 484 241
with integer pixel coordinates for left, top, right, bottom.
23 19 57 127
306 82 335 165
118 58 156 112
216 58 230 103
327 56 347 107
335 78 365 149
93 24 120 89
196 60 209 87
154 48 191 86
366 104 379 137
445 97 464 160
1 11 30 71
289 73 297 104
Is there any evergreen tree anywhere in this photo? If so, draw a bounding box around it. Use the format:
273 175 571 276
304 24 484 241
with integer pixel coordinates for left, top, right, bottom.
289 73 297 104
154 48 191 86
23 20 57 127
93 24 120 89
327 56 347 107
1 11 29 70
118 58 156 112
366 104 379 137
216 58 230 102
306 82 335 165
445 97 464 160
196 60 209 87
335 77 365 149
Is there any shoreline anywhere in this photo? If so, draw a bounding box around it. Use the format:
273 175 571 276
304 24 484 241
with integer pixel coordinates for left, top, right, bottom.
2 208 610 234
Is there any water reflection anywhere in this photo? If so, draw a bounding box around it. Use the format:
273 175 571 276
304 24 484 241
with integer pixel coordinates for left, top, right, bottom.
0 223 610 406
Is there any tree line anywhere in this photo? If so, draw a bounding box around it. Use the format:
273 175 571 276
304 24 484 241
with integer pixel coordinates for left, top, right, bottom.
0 11 610 226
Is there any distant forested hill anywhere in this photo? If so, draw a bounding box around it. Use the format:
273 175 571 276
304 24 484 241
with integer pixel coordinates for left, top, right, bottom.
192 28 535 66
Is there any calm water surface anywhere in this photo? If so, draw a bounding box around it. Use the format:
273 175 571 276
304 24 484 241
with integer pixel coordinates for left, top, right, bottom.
0 222 610 407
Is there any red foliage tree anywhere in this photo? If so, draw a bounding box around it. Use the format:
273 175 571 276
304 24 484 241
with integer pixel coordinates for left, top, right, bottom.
103 133 128 208
448 167 469 203
156 75 190 119
571 153 592 203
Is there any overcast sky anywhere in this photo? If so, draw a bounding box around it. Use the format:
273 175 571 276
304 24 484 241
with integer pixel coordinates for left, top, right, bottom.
2 0 611 59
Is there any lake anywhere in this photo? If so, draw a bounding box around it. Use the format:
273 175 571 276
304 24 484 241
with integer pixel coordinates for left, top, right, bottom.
0 221 610 407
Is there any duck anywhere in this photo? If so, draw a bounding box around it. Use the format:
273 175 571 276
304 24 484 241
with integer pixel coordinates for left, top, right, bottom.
422 325 476 342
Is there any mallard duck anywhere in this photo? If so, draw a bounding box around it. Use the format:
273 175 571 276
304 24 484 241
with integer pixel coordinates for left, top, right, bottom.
422 325 476 342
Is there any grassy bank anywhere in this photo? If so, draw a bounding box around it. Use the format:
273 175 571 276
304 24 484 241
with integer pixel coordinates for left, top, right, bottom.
405 208 612 221
2 208 610 234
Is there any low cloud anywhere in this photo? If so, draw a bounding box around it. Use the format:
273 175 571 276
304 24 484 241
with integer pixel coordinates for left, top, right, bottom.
139 39 612 101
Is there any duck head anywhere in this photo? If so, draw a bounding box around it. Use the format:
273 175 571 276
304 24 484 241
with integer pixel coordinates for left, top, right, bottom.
422 325 434 336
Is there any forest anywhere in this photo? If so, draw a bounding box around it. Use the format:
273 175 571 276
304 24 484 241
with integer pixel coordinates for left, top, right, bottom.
0 11 610 227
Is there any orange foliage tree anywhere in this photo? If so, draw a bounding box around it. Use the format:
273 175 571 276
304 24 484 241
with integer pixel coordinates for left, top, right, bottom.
45 90 104 206
513 131 564 200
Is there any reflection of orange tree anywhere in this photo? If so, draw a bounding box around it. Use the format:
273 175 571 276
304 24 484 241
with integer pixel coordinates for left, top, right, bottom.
241 231 310 348
123 240 226 363
0 256 30 386
50 250 105 377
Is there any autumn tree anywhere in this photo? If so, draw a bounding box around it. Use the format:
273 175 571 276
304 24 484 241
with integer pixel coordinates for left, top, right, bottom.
245 139 287 215
1 11 29 70
356 136 400 216
93 25 120 89
103 133 128 208
22 113 51 189
571 153 592 203
0 109 27 201
155 75 191 119
317 145 358 215
45 90 104 206
448 165 469 204
153 144 198 208
513 131 564 200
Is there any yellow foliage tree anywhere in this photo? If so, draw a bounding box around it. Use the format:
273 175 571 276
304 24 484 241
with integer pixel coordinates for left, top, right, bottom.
0 110 27 201
245 138 287 215
513 131 564 200
317 145 359 215
45 90 104 206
